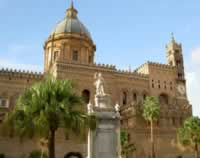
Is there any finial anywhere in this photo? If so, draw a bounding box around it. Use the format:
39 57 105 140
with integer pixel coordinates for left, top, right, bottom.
70 0 74 9
66 0 78 18
171 32 175 42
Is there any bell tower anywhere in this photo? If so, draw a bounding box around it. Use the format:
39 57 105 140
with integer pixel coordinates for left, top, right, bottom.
166 33 185 81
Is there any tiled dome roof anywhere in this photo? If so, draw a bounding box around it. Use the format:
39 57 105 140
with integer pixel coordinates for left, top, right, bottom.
50 2 91 40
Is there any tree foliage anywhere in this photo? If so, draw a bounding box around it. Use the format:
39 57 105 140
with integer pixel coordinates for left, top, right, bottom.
120 130 128 147
143 96 160 122
120 130 136 158
29 150 48 158
3 76 95 158
143 96 160 158
177 116 200 147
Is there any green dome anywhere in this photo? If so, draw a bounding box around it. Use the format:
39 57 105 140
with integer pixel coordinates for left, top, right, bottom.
50 2 92 40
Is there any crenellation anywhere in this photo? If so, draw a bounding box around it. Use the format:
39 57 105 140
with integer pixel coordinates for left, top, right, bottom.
0 68 43 80
135 61 176 75
116 70 149 79
147 61 176 69
93 62 116 69
55 61 116 73
134 63 147 73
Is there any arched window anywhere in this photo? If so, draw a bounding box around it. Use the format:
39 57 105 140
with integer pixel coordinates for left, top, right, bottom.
64 152 82 158
88 55 92 64
133 93 137 102
158 80 161 89
178 73 183 78
72 50 79 61
176 60 181 66
143 93 147 100
164 81 167 90
170 82 173 90
152 79 154 88
159 93 168 105
53 51 59 61
82 90 90 104
0 97 8 108
172 117 176 126
127 133 131 142
142 91 148 103
123 91 127 105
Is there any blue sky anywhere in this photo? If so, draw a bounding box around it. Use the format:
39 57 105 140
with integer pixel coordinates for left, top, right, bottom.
0 0 200 115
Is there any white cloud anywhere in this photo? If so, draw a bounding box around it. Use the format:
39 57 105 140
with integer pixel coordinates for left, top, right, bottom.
0 59 43 72
191 47 200 65
1 44 41 62
186 47 200 116
186 71 200 116
0 43 43 72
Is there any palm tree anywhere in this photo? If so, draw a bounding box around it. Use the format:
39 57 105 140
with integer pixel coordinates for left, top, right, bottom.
177 116 200 158
3 76 94 158
120 130 136 158
143 96 160 158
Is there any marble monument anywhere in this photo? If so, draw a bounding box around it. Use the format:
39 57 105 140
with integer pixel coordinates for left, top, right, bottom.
87 73 121 158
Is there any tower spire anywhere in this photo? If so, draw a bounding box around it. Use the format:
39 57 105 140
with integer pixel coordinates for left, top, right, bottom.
171 32 175 43
70 0 74 9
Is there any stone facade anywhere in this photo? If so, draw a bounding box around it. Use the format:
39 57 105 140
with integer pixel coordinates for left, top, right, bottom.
0 3 192 158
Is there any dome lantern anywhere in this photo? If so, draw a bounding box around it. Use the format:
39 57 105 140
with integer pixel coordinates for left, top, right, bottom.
66 1 78 19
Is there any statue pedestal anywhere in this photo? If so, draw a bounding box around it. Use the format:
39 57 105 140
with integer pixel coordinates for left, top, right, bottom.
88 94 121 158
95 94 111 109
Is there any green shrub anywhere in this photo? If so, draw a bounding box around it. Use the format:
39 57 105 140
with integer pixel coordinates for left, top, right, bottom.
0 153 5 158
29 150 47 158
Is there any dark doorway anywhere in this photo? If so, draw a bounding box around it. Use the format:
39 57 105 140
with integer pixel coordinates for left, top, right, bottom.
159 93 168 105
82 89 90 104
122 91 127 105
64 152 82 158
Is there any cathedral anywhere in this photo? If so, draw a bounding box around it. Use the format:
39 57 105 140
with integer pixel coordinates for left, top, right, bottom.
0 2 192 158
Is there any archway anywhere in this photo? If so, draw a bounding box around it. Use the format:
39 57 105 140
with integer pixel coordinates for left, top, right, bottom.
159 93 168 105
122 91 127 105
64 152 83 158
142 91 148 101
132 91 137 102
82 89 90 104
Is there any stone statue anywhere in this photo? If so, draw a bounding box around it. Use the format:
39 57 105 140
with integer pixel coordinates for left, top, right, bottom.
87 102 93 114
115 103 120 112
87 72 121 158
94 73 105 96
